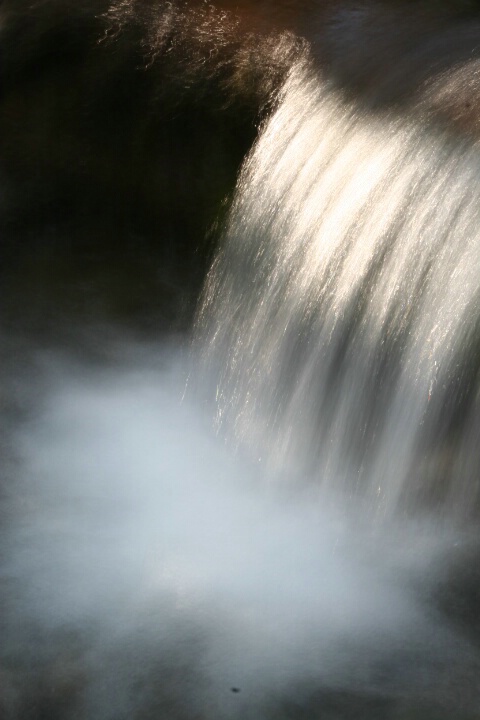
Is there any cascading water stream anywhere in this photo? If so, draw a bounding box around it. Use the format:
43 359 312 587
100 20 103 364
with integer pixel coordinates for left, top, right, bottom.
196 58 480 526
4 36 480 720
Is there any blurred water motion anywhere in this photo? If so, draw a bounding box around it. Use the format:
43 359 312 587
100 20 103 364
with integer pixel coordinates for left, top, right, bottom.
3 3 480 719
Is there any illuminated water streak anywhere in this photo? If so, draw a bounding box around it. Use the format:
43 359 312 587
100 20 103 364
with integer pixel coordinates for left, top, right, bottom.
197 60 480 523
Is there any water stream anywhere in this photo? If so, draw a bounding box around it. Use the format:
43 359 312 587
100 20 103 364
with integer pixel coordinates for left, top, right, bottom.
197 60 480 526
2 51 480 720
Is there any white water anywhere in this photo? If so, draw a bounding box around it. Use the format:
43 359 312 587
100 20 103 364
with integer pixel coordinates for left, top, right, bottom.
2 341 479 718
3 60 480 719
197 60 480 524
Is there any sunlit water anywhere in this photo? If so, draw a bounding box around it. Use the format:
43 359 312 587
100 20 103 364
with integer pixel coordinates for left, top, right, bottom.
197 60 480 524
3 60 480 719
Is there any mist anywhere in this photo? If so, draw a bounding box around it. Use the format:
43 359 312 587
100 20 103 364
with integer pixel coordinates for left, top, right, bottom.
1 336 478 719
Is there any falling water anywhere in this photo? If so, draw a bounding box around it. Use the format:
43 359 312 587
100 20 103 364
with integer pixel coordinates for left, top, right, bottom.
197 58 480 526
4 46 480 720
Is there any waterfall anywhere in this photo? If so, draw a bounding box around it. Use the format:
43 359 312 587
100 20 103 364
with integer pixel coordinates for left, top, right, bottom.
4 15 480 720
196 58 480 526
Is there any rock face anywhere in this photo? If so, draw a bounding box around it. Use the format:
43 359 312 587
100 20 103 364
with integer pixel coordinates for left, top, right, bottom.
0 2 241 331
0 0 304 333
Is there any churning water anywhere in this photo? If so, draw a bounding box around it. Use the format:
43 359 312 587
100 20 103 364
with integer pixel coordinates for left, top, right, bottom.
3 60 480 719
